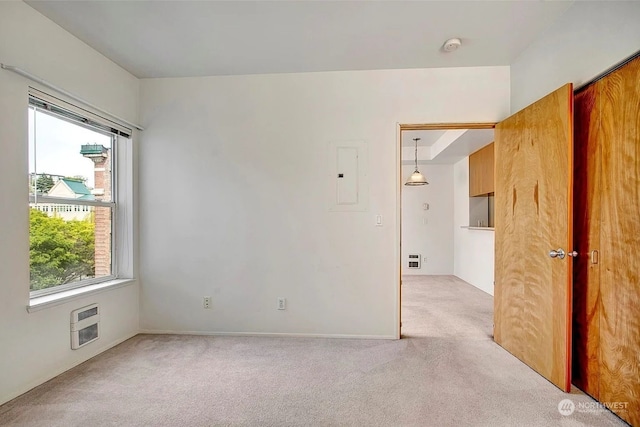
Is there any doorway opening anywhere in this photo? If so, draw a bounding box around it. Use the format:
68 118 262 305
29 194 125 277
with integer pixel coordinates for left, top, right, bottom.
397 123 496 338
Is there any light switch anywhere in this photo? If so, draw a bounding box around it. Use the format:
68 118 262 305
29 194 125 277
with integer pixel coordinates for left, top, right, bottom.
376 215 383 226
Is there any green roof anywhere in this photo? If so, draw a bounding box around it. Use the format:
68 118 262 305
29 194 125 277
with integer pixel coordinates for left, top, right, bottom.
61 178 92 196
78 194 96 200
80 144 107 155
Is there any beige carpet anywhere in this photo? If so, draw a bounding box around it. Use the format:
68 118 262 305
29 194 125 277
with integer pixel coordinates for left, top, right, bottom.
0 275 627 426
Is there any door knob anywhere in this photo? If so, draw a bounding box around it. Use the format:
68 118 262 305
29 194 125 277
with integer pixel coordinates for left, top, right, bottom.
549 249 578 259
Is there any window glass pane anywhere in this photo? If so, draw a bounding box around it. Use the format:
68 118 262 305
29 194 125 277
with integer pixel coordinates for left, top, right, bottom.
28 107 113 202
28 105 116 294
29 205 112 292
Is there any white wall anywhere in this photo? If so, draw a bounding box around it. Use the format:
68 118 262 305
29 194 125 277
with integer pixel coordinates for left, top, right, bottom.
511 1 640 112
474 1 640 295
139 66 510 338
401 164 454 275
0 2 139 405
452 158 495 295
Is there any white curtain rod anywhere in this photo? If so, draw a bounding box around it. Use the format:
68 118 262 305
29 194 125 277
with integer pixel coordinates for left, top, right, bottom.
1 63 144 132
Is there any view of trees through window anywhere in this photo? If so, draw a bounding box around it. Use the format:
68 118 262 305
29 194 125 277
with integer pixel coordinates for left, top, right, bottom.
30 208 95 290
29 104 114 293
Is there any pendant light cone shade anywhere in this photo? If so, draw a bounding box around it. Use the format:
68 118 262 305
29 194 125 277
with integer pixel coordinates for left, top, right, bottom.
405 169 429 186
405 137 428 186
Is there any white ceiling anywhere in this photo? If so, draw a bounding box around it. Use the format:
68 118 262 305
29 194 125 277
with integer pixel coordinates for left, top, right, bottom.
402 130 447 147
401 128 494 165
25 0 573 79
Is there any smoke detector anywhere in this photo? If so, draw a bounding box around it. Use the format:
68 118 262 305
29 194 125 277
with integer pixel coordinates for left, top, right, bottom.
442 38 462 52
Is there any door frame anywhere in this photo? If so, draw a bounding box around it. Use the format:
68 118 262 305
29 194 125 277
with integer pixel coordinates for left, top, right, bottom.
395 121 497 339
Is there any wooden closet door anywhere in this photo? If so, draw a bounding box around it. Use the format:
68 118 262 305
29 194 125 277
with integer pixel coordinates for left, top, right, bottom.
598 56 640 426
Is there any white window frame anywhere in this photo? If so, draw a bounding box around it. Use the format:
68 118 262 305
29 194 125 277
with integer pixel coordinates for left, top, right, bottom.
28 94 122 298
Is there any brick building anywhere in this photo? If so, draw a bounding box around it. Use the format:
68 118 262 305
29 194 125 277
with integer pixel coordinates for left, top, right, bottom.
80 144 111 278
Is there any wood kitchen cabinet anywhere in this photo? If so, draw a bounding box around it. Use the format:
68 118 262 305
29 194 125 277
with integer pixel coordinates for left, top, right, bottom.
469 142 494 196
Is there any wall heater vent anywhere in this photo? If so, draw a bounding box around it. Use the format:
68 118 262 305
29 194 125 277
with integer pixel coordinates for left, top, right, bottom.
407 254 421 269
70 304 100 350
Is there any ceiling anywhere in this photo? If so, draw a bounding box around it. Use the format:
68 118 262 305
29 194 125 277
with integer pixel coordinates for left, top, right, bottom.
401 128 494 165
402 130 446 147
25 1 573 79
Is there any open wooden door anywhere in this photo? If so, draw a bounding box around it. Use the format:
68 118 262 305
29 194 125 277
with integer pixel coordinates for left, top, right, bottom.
494 84 574 392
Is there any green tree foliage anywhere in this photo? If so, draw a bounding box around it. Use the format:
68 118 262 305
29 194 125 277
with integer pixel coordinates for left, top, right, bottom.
35 174 54 193
29 209 95 291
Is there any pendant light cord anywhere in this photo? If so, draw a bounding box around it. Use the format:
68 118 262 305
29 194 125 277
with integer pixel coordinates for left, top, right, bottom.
413 138 420 171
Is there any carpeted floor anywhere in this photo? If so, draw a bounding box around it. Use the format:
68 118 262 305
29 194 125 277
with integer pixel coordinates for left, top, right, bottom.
0 275 627 426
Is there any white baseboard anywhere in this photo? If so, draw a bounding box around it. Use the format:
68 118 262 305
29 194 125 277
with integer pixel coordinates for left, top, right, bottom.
139 329 396 340
0 331 138 406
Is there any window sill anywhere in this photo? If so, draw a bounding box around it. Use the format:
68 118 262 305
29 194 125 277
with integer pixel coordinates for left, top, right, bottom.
27 278 136 313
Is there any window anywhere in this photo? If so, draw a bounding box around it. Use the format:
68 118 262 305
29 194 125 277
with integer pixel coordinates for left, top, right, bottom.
28 92 126 296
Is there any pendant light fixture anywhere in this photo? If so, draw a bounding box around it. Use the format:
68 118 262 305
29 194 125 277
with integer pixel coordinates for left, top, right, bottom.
405 137 429 186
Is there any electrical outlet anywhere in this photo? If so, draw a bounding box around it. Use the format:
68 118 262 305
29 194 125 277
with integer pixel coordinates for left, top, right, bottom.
277 297 286 310
203 296 212 309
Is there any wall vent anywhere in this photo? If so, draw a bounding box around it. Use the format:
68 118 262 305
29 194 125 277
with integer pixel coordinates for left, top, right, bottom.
407 254 421 269
70 304 100 350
